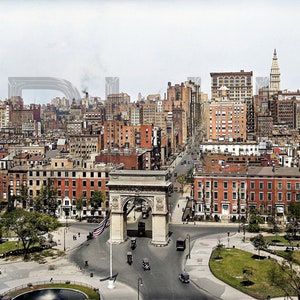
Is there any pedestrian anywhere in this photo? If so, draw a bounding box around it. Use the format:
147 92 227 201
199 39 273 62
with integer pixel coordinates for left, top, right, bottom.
178 204 179 208
50 277 53 282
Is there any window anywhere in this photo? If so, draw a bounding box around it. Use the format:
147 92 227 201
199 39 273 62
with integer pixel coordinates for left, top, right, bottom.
278 192 282 201
82 191 87 197
73 191 76 197
214 191 218 199
83 172 86 177
65 180 69 186
72 180 76 187
214 204 218 212
296 182 300 190
232 192 237 200
206 191 210 198
91 181 94 187
214 181 218 188
98 181 102 188
223 182 228 189
232 182 236 189
268 182 272 190
36 180 40 186
65 172 69 177
205 181 210 188
267 192 272 201
259 182 264 189
250 182 255 189
198 181 202 188
65 191 69 197
286 182 291 190
278 182 282 190
58 172 61 177
259 192 264 201
240 182 245 189
72 172 76 177
224 192 228 200
83 181 86 187
91 172 94 178
286 193 291 201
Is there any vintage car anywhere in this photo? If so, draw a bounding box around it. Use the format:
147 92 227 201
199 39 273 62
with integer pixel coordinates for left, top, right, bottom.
142 258 150 271
178 272 190 283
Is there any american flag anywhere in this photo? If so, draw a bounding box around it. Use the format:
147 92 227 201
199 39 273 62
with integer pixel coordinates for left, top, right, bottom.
93 212 110 237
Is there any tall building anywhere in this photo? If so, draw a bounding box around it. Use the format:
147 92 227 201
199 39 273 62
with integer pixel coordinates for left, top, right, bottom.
210 70 253 101
105 77 119 100
255 77 269 95
208 86 247 142
270 49 281 91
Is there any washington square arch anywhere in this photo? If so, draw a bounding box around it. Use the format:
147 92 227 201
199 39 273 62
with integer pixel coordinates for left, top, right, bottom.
107 170 173 246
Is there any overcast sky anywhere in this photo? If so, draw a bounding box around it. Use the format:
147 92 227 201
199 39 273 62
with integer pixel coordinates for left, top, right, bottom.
1 0 300 103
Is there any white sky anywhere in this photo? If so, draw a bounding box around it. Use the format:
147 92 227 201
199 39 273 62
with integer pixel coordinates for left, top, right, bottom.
0 0 300 103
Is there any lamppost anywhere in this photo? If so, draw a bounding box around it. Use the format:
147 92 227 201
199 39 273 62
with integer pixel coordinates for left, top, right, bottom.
63 227 67 252
138 277 143 300
186 234 191 259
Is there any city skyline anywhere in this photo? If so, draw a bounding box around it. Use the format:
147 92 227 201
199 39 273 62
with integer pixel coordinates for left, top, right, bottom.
0 0 300 103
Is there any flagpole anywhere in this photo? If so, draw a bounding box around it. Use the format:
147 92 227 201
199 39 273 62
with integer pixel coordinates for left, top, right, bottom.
108 207 114 289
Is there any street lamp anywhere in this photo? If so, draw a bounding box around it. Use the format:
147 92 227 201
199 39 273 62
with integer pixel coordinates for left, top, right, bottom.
63 227 67 252
138 277 143 300
186 234 191 259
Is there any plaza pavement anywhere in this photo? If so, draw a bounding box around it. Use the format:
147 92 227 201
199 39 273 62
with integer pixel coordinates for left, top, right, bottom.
0 187 297 300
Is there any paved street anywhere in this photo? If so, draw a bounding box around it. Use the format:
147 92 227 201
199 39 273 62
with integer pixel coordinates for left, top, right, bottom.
0 184 298 300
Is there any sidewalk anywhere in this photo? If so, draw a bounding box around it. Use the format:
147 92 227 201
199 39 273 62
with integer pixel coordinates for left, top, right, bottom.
0 225 137 300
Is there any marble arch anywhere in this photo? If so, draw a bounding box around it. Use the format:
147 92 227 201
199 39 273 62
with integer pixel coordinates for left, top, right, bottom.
107 170 172 246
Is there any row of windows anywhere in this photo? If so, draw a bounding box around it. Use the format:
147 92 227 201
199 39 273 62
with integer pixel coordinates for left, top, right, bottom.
198 181 300 190
28 189 100 198
250 192 299 202
28 171 108 178
198 191 300 202
28 179 103 188
198 191 246 200
198 181 245 189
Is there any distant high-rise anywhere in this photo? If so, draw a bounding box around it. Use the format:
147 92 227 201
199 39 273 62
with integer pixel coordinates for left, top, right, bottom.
270 49 281 91
255 77 269 95
187 77 201 90
105 77 119 99
210 70 253 101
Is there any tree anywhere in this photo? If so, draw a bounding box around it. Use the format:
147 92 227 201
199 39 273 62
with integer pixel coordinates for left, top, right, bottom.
90 191 104 216
2 209 60 259
248 209 264 233
250 234 266 259
34 182 58 216
76 197 84 221
268 257 300 299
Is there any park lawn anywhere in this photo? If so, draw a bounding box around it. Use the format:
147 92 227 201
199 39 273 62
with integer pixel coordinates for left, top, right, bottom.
210 248 294 299
0 241 24 253
275 249 300 265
